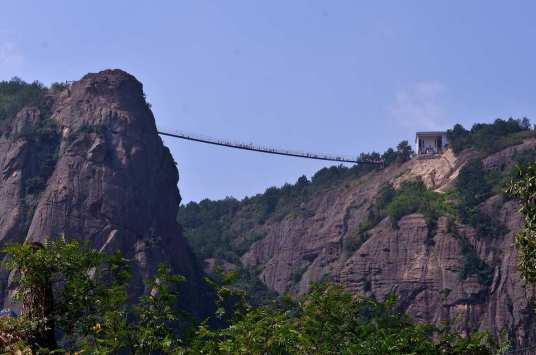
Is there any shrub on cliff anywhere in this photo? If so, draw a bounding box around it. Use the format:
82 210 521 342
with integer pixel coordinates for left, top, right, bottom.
0 77 48 122
385 179 454 228
456 159 508 239
507 162 536 283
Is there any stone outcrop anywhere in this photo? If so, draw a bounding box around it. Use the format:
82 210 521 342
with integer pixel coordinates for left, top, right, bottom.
0 70 207 314
238 145 536 346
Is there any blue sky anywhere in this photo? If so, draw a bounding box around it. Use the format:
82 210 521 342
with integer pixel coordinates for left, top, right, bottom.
2 1 536 202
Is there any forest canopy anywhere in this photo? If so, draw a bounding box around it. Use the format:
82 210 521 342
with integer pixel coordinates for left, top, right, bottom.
0 238 501 354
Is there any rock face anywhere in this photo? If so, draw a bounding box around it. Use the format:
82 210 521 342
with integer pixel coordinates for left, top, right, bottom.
0 70 207 314
236 145 536 346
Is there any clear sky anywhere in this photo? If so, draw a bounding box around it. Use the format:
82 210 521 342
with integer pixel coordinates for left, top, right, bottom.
2 1 536 203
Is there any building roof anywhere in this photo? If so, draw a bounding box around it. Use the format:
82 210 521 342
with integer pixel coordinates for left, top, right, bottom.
415 131 447 136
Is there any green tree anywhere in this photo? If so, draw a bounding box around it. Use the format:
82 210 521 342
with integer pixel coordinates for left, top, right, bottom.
2 238 188 353
0 78 48 123
396 140 414 162
447 124 471 153
1 238 501 354
385 179 453 228
507 162 536 282
447 118 533 154
456 160 491 207
381 147 398 166
190 283 497 355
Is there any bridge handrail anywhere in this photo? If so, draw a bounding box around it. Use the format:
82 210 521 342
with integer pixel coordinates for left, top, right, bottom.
156 127 383 165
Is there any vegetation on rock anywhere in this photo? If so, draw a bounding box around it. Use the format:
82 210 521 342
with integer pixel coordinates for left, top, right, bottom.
0 78 62 237
180 139 417 266
0 238 501 354
455 233 494 286
384 179 454 227
183 119 535 261
447 118 533 154
0 78 48 124
455 159 508 239
181 120 535 307
507 162 536 283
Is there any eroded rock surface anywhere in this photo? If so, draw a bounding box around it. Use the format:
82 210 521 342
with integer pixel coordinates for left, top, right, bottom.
0 70 207 314
239 146 536 346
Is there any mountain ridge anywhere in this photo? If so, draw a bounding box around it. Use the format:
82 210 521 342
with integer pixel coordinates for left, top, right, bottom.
180 123 536 346
0 70 209 316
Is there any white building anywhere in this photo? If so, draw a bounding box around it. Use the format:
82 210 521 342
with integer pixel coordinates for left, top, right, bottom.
415 131 448 155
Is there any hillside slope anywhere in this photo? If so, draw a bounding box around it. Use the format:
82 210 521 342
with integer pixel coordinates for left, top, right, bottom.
0 71 208 315
180 125 536 345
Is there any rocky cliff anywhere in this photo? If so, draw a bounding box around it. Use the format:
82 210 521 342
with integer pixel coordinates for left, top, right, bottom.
0 70 207 314
181 133 536 346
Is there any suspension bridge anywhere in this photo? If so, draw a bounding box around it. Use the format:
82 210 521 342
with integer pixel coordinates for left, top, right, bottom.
156 127 384 165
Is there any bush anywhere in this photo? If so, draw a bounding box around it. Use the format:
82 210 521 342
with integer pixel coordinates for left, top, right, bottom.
456 234 494 287
447 118 533 154
258 186 281 222
191 283 498 354
2 238 192 353
353 180 453 244
456 160 508 239
311 165 351 185
0 78 48 123
2 238 501 354
181 139 419 276
507 162 536 282
385 180 454 228
353 183 396 236
49 82 69 92
456 160 492 207
381 148 398 166
396 140 414 162
511 147 536 167
0 78 60 199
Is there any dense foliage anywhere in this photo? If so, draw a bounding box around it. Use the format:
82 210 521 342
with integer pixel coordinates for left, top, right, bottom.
0 78 62 236
384 180 454 227
455 160 508 239
191 284 498 355
1 238 193 353
181 120 535 298
454 232 494 287
179 140 414 261
0 78 48 123
180 197 242 263
2 238 131 351
352 180 453 239
447 118 533 154
183 119 533 270
0 239 501 354
180 141 415 300
183 118 536 264
507 162 536 282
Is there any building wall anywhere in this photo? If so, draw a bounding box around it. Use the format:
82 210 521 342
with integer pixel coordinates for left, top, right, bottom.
416 133 448 154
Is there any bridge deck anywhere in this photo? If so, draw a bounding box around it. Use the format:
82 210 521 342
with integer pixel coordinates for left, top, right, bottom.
157 128 383 165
